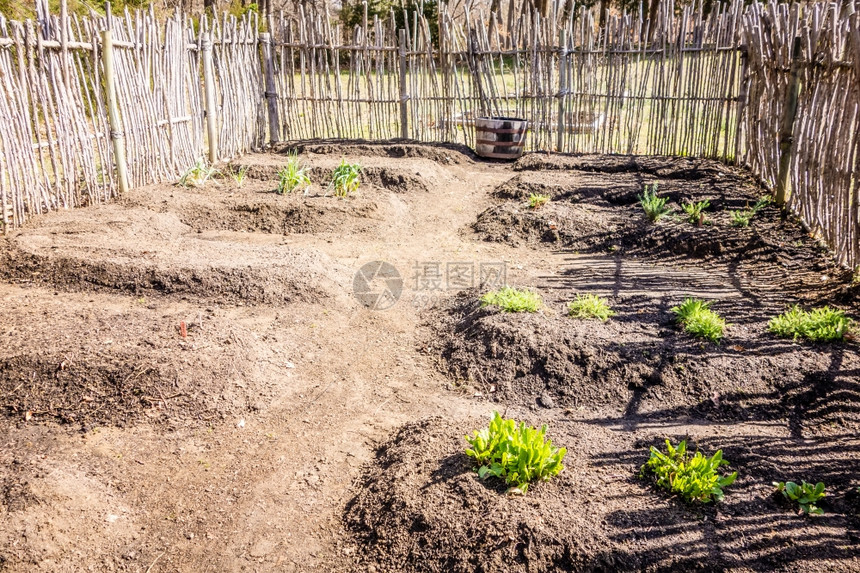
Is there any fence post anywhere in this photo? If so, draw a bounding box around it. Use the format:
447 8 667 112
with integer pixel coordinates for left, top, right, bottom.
398 28 408 140
201 32 218 164
556 29 568 152
733 44 749 166
100 29 129 194
775 36 802 206
260 32 280 146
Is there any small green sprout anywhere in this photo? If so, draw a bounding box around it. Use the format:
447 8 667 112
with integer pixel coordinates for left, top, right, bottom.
276 152 311 194
730 197 770 227
638 183 672 223
774 481 825 515
671 298 726 342
330 160 362 197
465 411 567 494
567 294 615 321
529 194 550 209
681 199 711 225
641 439 737 504
730 209 753 227
480 286 542 313
178 158 219 188
768 306 853 342
230 165 249 188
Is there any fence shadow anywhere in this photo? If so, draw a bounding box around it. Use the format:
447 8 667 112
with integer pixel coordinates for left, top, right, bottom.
588 432 860 571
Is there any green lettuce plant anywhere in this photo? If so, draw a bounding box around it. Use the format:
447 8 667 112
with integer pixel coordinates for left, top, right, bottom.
774 480 825 515
529 193 550 209
465 411 567 494
641 439 737 503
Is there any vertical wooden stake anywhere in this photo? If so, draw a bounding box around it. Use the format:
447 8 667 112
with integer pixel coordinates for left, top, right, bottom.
557 29 568 152
775 36 802 207
260 32 280 146
100 29 129 194
201 32 218 164
733 44 749 166
59 0 71 87
398 28 408 140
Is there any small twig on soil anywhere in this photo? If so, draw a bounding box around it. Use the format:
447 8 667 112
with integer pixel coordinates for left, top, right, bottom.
144 550 165 573
141 392 185 406
299 380 336 414
157 387 172 415
372 396 393 417
1 383 23 398
122 368 151 386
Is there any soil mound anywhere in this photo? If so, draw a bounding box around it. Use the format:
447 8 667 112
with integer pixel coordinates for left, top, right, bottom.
0 208 350 304
0 244 343 305
343 417 860 572
0 348 263 428
274 140 476 164
235 162 432 194
473 202 618 250
479 168 851 291
513 153 737 181
343 417 624 573
434 292 860 434
118 177 382 236
177 196 379 235
491 171 642 204
1 353 182 426
0 299 290 427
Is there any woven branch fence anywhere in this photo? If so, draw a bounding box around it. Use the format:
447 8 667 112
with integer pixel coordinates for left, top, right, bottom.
0 0 858 266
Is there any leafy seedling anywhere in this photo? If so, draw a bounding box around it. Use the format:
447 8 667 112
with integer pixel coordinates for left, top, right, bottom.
567 293 615 321
277 152 311 194
768 305 853 342
480 286 542 313
641 439 737 504
671 298 726 342
330 160 362 197
178 158 219 188
465 411 567 494
730 197 770 227
638 183 672 223
774 481 825 515
230 165 249 188
681 199 711 225
730 209 753 227
529 193 550 209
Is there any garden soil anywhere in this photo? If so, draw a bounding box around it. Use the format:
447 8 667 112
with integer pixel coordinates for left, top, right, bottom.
0 141 857 572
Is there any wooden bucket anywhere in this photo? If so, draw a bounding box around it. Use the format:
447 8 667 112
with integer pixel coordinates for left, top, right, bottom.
474 117 528 160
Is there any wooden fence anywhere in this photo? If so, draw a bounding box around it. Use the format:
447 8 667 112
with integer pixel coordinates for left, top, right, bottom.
0 0 857 266
741 1 860 266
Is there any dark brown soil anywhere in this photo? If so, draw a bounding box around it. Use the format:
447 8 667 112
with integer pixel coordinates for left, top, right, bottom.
343 416 860 573
434 287 860 437
273 139 476 165
0 294 293 427
479 157 852 298
0 239 346 305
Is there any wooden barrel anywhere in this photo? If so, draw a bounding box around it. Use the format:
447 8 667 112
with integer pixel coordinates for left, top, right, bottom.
474 117 528 159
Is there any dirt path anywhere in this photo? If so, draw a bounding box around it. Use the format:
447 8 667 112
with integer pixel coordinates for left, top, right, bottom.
0 149 516 571
1 144 858 572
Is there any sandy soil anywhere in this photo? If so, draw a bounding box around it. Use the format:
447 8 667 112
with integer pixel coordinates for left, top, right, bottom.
0 142 857 572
